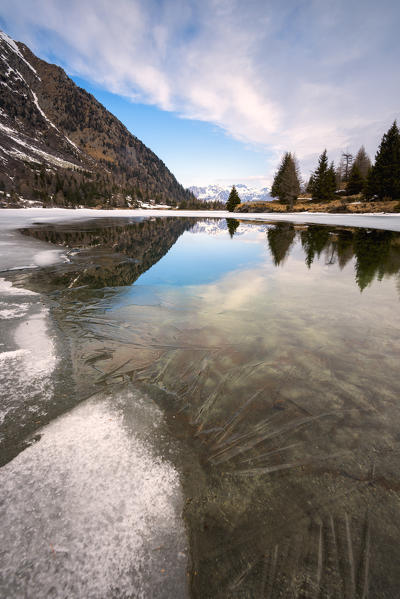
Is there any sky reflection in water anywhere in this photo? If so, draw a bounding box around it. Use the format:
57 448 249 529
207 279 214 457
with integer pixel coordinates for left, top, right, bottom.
15 217 400 598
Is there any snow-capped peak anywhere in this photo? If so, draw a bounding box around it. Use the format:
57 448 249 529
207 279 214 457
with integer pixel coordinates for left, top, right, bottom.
189 183 272 204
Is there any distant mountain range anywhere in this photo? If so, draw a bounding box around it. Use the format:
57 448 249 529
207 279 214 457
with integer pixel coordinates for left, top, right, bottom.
189 219 266 236
0 31 195 208
189 183 272 204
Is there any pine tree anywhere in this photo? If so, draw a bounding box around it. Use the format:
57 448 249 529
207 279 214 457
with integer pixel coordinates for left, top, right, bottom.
270 152 301 209
327 161 337 194
271 155 287 198
306 174 315 194
364 166 376 199
369 121 400 200
226 186 241 212
354 146 372 179
311 150 336 202
347 163 364 195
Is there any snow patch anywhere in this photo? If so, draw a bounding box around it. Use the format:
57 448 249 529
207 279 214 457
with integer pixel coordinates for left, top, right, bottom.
33 249 67 267
0 122 82 170
65 135 81 152
0 277 37 295
31 91 58 130
0 301 29 319
0 30 39 77
14 308 57 375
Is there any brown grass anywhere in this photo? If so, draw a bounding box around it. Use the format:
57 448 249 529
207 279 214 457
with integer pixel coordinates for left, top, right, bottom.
235 197 400 214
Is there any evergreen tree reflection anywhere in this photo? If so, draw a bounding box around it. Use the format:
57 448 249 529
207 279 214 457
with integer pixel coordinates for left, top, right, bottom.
300 226 330 268
267 223 296 266
266 223 400 292
226 218 240 238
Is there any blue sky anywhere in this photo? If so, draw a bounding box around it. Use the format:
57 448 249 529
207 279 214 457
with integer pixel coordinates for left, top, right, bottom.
71 76 271 188
1 0 399 188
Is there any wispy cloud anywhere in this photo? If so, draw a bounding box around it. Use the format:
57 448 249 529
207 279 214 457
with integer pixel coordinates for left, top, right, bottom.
2 0 399 175
215 175 271 188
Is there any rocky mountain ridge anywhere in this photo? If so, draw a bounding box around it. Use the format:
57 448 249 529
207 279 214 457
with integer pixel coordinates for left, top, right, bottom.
0 31 195 208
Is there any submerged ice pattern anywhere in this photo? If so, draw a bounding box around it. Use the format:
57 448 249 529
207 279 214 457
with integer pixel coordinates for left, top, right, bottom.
38 218 398 598
1 215 400 598
0 278 57 438
0 387 188 599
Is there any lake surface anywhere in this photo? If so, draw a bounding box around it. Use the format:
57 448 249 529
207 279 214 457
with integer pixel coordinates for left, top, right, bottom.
1 215 400 598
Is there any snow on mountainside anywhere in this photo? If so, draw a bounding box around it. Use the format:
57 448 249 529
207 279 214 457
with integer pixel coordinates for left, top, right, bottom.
189 183 272 203
0 31 195 208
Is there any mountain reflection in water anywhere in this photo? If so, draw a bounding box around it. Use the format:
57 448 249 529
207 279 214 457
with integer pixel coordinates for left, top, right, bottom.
13 217 400 597
21 218 400 294
20 217 197 290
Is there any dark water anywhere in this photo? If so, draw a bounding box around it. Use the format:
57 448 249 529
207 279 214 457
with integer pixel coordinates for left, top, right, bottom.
2 216 400 598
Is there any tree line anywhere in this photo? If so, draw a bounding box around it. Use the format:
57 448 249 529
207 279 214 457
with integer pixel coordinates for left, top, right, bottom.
267 222 400 291
268 121 400 207
226 219 400 292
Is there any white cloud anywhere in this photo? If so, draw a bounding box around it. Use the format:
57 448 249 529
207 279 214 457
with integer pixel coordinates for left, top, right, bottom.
2 0 399 177
215 175 272 188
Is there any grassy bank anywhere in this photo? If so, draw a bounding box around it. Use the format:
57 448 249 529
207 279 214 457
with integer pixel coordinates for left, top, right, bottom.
235 195 400 214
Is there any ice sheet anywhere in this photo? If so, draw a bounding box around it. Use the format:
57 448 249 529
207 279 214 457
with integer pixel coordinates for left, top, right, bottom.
0 228 67 273
0 301 29 319
0 207 400 232
0 386 188 599
0 278 56 427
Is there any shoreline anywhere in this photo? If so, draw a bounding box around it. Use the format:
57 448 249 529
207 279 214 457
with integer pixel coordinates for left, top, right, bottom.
1 207 400 232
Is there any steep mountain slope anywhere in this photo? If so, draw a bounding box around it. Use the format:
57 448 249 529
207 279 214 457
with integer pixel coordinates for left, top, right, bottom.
0 31 195 208
189 183 272 203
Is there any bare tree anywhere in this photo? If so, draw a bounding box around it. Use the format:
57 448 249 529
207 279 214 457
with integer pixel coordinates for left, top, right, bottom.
340 152 353 182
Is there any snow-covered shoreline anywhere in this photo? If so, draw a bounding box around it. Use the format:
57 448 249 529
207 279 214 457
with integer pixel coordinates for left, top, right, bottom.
1 207 400 232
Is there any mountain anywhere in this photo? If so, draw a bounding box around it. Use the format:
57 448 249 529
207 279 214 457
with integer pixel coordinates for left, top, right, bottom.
0 31 195 208
189 183 272 204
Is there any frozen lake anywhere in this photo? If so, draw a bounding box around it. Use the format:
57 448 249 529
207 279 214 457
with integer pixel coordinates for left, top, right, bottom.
1 211 400 597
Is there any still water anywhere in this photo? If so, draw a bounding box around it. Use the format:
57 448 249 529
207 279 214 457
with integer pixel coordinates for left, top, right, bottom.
1 216 400 598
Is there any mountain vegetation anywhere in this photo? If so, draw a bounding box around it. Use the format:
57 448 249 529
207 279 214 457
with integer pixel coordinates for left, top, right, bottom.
1 33 399 213
0 31 196 208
